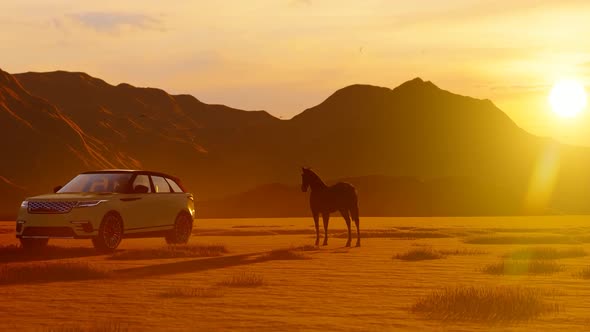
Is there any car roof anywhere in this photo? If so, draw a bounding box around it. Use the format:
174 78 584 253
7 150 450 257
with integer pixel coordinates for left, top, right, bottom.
81 169 180 181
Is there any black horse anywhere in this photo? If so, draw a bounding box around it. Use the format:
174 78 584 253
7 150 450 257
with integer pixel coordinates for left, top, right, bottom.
301 168 360 247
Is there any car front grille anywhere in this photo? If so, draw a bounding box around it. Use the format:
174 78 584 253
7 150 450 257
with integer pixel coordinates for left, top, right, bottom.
28 201 77 214
21 227 76 237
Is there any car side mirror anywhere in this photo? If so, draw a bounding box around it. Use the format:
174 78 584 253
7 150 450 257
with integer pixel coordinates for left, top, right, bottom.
134 185 149 194
53 185 63 193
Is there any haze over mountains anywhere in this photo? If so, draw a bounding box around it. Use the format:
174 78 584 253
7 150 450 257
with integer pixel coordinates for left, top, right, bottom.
1 68 589 218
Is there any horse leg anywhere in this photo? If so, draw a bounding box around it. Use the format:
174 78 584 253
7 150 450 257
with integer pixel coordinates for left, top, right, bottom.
313 213 320 246
354 218 360 247
340 209 352 247
322 213 330 246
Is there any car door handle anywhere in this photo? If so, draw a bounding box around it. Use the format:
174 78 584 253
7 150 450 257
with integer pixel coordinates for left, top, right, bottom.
120 197 142 202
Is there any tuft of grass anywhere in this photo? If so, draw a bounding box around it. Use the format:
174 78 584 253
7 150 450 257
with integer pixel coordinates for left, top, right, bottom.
262 248 309 260
109 244 228 260
482 260 563 275
573 266 590 279
412 286 559 321
504 247 586 260
159 287 224 298
0 262 110 285
298 244 320 251
437 248 488 256
394 248 445 261
465 235 577 245
218 272 265 288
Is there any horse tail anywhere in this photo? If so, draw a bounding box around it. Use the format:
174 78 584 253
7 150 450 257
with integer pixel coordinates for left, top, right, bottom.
350 193 360 222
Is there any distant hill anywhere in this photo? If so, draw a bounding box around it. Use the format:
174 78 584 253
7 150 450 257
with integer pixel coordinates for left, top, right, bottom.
1 68 589 219
198 174 528 218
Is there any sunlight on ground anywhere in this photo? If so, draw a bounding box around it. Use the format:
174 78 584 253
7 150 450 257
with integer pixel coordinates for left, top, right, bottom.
1 216 590 331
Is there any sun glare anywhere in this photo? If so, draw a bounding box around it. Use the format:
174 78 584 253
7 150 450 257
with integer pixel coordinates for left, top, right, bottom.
549 79 587 118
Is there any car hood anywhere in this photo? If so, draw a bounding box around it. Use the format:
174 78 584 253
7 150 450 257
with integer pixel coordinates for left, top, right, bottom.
26 193 119 201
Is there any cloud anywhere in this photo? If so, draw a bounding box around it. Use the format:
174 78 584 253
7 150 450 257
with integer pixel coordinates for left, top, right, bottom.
489 84 550 92
386 0 590 29
69 11 161 32
289 0 311 7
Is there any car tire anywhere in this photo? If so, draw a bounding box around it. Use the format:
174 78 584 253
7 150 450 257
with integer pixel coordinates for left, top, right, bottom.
92 212 124 252
165 213 193 245
19 238 49 251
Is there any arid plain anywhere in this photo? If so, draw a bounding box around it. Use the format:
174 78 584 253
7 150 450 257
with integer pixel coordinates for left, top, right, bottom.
2 216 590 331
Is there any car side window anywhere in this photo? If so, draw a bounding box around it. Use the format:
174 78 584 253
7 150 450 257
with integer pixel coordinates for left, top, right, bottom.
165 178 183 193
151 176 171 193
132 175 152 193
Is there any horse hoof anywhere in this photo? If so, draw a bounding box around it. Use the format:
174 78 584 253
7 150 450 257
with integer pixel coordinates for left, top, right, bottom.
356 243 361 247
345 242 351 247
322 243 328 246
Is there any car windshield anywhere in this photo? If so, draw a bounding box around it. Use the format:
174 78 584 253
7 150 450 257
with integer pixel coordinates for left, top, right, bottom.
58 173 133 193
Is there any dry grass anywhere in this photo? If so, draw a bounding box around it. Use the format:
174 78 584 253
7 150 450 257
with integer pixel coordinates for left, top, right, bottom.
217 272 265 288
0 245 99 262
437 248 488 256
0 262 110 285
298 244 320 251
485 228 561 233
412 286 559 321
159 287 224 298
334 230 451 239
0 228 13 234
195 229 278 236
394 248 445 261
573 266 590 279
504 247 587 260
197 227 454 239
575 235 590 243
465 235 577 245
482 260 563 275
45 322 127 332
262 247 309 260
109 244 228 260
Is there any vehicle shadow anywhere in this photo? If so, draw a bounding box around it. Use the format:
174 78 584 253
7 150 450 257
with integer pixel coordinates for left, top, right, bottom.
114 248 317 279
0 245 102 263
114 252 268 278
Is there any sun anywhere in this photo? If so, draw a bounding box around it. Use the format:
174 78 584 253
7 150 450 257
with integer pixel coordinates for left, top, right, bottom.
549 79 587 118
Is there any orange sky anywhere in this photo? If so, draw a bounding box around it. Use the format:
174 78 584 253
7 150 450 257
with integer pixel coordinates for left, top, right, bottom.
1 0 590 146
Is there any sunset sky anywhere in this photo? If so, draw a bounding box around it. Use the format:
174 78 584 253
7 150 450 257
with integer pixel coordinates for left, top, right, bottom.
2 0 590 146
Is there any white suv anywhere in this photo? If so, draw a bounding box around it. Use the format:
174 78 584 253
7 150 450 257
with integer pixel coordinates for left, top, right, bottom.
16 170 196 252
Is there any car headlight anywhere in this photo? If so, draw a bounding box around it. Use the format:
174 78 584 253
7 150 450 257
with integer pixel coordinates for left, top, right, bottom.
20 201 28 209
75 200 107 208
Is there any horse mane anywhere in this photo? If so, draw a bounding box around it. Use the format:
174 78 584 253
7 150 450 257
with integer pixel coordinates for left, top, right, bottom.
303 168 326 187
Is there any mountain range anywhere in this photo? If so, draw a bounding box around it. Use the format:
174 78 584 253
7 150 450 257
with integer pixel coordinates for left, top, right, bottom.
1 68 589 219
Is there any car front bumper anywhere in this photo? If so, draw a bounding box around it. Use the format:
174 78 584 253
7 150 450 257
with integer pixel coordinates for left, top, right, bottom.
16 209 100 239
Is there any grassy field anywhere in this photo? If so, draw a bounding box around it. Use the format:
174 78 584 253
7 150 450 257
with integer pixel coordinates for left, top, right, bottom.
1 216 590 331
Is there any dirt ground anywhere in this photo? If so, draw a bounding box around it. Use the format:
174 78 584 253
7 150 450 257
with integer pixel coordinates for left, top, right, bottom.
2 216 590 331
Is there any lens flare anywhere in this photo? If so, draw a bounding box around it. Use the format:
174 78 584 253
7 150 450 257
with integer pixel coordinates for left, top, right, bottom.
524 144 560 214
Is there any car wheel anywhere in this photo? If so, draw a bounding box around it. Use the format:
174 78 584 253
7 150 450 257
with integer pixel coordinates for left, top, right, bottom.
165 213 193 245
92 212 123 252
19 238 49 251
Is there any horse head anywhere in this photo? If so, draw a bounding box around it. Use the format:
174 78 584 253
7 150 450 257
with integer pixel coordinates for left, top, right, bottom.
301 167 327 193
301 167 310 192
